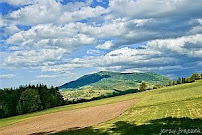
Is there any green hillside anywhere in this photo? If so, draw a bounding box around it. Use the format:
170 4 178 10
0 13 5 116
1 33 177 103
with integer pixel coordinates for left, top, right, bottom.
56 80 202 135
0 80 201 134
59 71 171 91
61 89 115 101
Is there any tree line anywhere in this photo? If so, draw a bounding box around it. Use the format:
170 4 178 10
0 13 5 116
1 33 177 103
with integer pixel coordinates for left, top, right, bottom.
0 84 65 118
139 73 202 91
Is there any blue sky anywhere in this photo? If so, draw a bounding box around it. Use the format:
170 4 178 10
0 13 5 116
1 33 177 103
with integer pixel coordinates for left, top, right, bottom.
0 0 202 88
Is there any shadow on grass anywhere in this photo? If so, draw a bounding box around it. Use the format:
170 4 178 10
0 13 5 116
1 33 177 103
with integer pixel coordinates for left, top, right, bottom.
109 117 202 135
32 117 202 135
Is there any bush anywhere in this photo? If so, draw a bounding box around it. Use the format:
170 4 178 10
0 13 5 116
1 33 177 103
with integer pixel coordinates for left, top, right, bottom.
185 77 195 83
139 82 147 91
191 73 201 80
153 84 163 89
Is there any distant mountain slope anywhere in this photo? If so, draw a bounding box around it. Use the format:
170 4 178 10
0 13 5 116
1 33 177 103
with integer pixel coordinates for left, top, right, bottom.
60 74 110 89
59 71 171 91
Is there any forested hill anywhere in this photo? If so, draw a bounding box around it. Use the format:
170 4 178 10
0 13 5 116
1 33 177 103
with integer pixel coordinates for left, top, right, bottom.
59 71 171 91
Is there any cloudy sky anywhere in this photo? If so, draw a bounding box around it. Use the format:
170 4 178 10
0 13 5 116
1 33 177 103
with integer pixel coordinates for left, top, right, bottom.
0 0 202 88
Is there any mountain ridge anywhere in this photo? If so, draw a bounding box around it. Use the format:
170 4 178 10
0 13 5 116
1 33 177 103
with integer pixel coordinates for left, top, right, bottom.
59 71 171 91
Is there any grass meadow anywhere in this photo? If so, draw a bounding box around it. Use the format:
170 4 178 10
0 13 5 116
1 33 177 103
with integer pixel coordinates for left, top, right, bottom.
61 89 115 100
56 80 202 134
0 80 201 134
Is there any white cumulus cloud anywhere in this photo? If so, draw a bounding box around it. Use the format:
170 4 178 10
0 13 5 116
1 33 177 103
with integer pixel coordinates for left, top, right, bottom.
96 41 114 49
4 48 66 67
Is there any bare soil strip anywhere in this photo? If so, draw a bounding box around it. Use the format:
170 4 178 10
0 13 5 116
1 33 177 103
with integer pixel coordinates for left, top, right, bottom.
0 99 137 135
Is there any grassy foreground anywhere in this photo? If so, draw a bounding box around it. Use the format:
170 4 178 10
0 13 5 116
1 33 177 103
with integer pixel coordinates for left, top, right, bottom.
56 80 202 134
0 80 201 134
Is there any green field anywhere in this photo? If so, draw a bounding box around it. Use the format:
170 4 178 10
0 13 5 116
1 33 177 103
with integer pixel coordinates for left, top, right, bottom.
61 89 115 101
0 80 202 135
57 80 202 134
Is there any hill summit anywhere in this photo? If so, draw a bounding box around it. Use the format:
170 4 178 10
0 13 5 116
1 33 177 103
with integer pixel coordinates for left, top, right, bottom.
59 71 171 91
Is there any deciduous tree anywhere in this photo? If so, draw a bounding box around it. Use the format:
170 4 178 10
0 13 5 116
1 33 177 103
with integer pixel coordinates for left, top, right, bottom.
139 82 147 91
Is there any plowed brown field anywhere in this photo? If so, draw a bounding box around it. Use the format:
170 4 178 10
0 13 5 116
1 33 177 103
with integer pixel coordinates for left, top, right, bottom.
0 99 137 135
